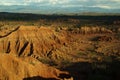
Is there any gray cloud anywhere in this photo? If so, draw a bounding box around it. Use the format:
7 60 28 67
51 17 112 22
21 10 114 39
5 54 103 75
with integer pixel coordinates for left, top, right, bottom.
0 0 120 13
0 0 120 9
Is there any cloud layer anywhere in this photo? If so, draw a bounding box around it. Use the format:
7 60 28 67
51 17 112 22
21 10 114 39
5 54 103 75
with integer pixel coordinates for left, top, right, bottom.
0 0 120 13
0 0 120 9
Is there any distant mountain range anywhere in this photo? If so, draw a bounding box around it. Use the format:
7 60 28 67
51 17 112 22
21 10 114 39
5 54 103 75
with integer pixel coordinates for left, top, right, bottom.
0 5 120 14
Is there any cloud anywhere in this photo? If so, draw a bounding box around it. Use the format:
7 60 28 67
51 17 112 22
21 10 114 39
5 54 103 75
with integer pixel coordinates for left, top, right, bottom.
112 0 120 2
90 5 111 9
0 0 120 9
0 0 27 6
49 0 58 4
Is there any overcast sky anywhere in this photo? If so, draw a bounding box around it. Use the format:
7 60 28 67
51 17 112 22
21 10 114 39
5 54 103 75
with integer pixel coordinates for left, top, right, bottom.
0 0 120 14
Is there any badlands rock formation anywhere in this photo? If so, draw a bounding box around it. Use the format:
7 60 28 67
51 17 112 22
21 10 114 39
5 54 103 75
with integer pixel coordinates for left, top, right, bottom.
0 25 119 80
0 26 68 59
0 26 72 80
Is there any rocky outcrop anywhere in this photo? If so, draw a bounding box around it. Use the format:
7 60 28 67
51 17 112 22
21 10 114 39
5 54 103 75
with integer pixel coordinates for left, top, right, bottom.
0 26 69 61
70 26 113 34
0 54 69 80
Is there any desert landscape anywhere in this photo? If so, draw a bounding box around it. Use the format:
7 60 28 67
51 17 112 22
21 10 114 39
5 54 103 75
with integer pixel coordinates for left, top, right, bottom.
0 12 120 80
